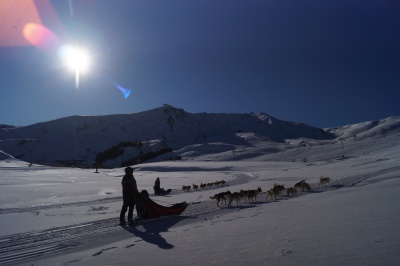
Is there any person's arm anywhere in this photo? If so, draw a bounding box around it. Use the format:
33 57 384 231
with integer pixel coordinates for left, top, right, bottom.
131 178 139 195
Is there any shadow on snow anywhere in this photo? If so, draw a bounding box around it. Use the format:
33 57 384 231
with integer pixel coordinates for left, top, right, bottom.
120 215 192 249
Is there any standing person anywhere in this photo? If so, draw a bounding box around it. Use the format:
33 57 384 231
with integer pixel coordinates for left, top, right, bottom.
119 167 139 225
154 177 161 195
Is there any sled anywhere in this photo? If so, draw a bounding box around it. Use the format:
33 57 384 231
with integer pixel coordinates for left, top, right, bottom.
158 188 172 196
137 190 187 220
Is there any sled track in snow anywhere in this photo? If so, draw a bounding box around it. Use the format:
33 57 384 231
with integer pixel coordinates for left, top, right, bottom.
1 166 399 264
0 197 122 215
227 172 259 186
316 165 400 191
340 165 400 187
0 217 121 265
0 200 223 265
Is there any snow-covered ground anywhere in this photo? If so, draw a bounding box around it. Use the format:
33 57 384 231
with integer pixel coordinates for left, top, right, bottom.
1 124 400 265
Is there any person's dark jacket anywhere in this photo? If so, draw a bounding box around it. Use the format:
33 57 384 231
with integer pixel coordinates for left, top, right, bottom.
154 178 160 193
122 174 139 204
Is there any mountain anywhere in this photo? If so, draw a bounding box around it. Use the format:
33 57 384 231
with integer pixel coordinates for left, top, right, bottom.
0 150 15 160
0 124 15 129
0 105 399 168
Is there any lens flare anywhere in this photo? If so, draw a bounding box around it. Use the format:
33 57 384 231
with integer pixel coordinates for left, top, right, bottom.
109 77 132 98
116 84 132 99
0 0 43 47
23 23 61 50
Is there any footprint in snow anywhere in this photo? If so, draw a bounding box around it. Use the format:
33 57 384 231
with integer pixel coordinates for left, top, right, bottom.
278 249 293 256
92 247 117 257
64 259 82 264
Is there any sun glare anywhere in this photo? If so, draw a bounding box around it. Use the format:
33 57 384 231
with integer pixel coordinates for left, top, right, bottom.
61 45 90 73
58 44 91 88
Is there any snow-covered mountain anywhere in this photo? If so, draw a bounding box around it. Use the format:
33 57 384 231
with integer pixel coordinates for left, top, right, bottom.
0 105 399 168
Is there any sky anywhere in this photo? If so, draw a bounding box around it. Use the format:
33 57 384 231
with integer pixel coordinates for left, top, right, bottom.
0 0 399 128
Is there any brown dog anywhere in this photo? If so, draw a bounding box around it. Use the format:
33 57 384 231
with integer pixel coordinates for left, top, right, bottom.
319 176 331 187
210 191 231 207
286 187 297 197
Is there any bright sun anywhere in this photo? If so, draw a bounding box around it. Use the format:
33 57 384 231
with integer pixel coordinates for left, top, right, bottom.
62 45 90 73
59 44 91 88
66 48 89 72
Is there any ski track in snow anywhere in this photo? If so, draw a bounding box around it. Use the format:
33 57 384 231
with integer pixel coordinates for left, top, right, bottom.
1 166 400 264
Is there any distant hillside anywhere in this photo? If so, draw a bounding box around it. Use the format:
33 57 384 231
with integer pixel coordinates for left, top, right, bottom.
0 124 15 129
326 116 400 140
0 105 398 168
0 150 15 160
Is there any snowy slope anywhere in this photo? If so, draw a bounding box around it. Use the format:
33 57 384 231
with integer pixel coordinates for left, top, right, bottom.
0 150 15 160
0 116 399 265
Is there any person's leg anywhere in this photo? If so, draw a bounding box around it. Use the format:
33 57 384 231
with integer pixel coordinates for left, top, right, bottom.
120 202 128 222
127 203 134 222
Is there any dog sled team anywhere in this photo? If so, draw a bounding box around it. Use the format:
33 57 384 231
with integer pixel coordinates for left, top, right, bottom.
182 180 226 192
210 187 262 207
210 176 331 207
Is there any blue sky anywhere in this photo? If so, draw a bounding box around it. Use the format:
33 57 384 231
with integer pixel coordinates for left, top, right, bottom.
0 0 399 128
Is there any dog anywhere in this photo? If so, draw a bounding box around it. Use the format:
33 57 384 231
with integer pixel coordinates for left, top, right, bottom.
300 181 311 191
294 180 305 190
214 180 226 186
294 180 311 192
301 181 311 192
319 176 331 187
248 187 262 202
210 191 231 207
286 187 297 197
226 191 241 206
273 184 285 195
240 187 262 202
182 185 191 192
266 188 279 200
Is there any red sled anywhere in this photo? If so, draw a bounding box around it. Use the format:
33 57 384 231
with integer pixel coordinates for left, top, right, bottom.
137 190 187 219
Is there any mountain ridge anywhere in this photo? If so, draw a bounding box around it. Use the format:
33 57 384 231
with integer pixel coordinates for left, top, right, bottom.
0 105 399 167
